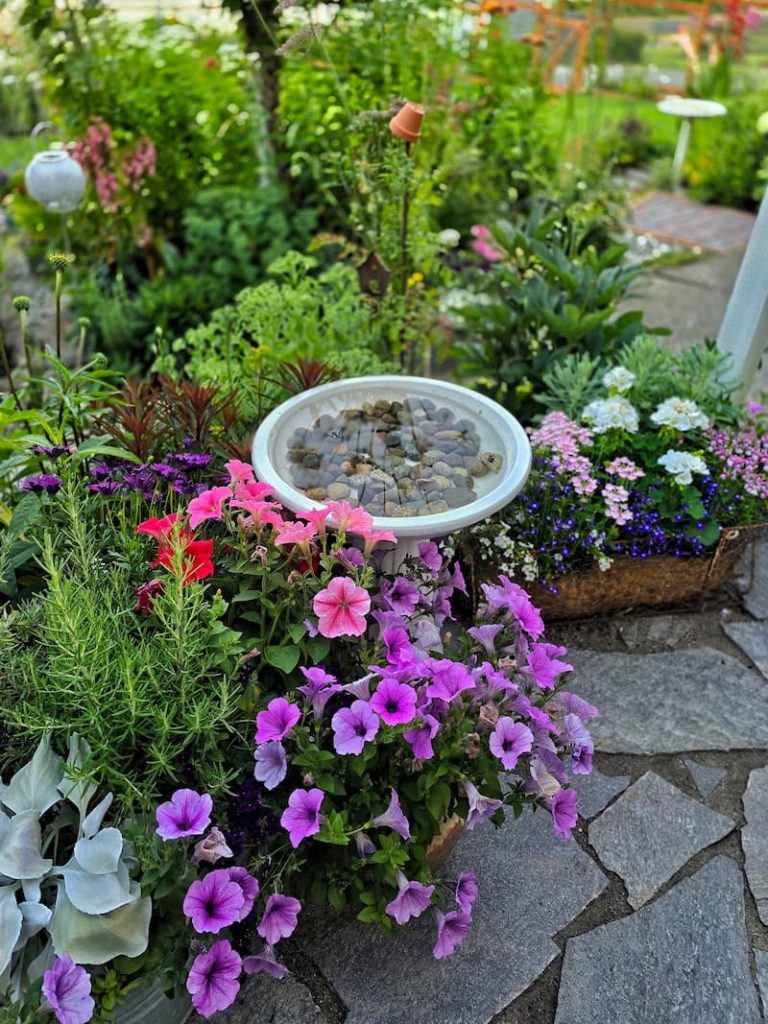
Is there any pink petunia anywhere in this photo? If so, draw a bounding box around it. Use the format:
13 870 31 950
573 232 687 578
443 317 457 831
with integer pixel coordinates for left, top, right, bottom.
369 677 418 726
255 697 301 743
313 576 371 638
187 486 232 530
224 459 255 486
274 520 318 554
324 500 374 536
361 528 398 554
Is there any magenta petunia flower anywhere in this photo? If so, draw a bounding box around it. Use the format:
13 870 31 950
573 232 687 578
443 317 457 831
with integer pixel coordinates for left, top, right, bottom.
280 787 324 847
187 485 232 529
242 945 288 979
224 458 255 486
403 713 440 760
433 909 472 959
275 520 318 553
226 867 260 921
193 827 234 864
379 576 421 616
417 541 442 574
298 666 341 718
426 660 476 704
463 780 503 831
254 741 288 790
454 872 479 914
467 624 504 656
156 788 212 841
257 893 302 945
372 788 410 839
564 714 593 775
489 717 534 770
42 955 94 1024
332 700 380 755
186 939 242 1019
369 677 417 726
255 698 301 743
324 500 374 535
386 870 434 925
549 787 578 839
313 576 371 638
183 869 245 933
527 643 573 690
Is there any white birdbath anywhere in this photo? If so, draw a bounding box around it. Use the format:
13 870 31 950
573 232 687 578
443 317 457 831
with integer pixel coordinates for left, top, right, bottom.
252 376 532 568
656 96 727 193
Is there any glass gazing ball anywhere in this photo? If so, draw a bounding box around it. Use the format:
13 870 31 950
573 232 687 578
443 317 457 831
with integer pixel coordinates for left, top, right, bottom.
24 150 86 213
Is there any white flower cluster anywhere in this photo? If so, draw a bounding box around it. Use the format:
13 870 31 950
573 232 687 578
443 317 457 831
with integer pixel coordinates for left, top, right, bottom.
657 449 709 485
602 366 636 394
582 396 639 434
651 397 709 432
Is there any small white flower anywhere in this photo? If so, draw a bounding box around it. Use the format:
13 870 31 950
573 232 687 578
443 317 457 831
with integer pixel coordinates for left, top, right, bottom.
582 396 639 434
597 555 613 572
651 397 709 432
438 228 461 249
657 449 708 485
602 366 636 394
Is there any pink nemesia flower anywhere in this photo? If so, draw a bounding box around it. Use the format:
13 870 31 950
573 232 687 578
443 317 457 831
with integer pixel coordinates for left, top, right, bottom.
313 576 371 638
470 224 504 262
256 698 301 743
187 486 232 530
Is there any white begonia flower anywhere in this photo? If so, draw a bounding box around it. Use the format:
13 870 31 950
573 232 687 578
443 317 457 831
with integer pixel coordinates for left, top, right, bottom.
438 228 461 249
651 397 710 432
657 449 708 485
602 366 636 394
582 396 639 434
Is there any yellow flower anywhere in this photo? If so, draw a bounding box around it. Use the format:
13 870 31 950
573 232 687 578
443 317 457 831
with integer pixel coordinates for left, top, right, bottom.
407 272 424 288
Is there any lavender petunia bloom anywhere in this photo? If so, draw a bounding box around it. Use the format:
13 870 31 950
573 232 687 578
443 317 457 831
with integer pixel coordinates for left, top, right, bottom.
426 660 475 704
193 827 234 864
254 741 288 790
257 893 302 945
410 617 443 653
454 872 479 914
417 541 442 574
372 788 410 840
156 788 212 840
186 939 242 1019
369 677 418 726
381 625 412 665
355 832 376 858
523 756 562 800
298 666 341 718
20 473 62 494
242 945 288 980
467 624 504 656
489 717 534 771
42 955 95 1024
385 870 434 925
183 869 245 933
335 546 365 570
343 673 373 700
463 780 503 831
227 867 260 921
255 698 301 743
549 788 578 839
332 700 380 755
280 787 324 847
379 576 421 616
564 713 594 775
482 577 544 638
559 690 599 723
433 909 472 959
526 704 559 735
403 713 440 760
527 643 573 690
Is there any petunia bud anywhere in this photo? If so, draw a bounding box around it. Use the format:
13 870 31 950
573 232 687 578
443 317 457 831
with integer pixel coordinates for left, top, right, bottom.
355 832 376 859
193 827 234 864
302 772 315 787
477 703 499 730
463 732 482 760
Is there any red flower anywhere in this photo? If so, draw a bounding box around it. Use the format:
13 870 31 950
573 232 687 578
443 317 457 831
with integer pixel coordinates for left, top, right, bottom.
136 514 185 544
154 538 214 583
134 578 165 614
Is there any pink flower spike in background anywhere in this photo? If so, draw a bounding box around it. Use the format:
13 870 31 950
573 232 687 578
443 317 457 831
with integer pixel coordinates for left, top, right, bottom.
258 893 302 945
256 697 301 743
186 939 242 1019
42 956 94 1024
470 224 504 262
313 576 371 638
187 486 232 529
156 788 212 840
280 787 324 847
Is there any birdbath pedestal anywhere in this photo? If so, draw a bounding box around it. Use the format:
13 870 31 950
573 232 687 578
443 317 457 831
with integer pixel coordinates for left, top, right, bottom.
656 96 727 193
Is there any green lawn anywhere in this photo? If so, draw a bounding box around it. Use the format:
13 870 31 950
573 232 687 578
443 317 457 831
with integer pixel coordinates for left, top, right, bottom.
0 136 40 173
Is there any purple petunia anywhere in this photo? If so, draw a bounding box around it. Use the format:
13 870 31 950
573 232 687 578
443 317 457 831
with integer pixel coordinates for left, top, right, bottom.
454 872 479 914
463 780 503 831
242 946 288 980
426 660 475 703
19 473 61 494
355 832 376 858
280 787 324 847
467 624 504 656
226 866 260 921
385 870 434 925
433 909 472 959
42 955 94 1024
403 713 440 760
379 576 421 616
418 541 442 574
255 698 301 743
254 741 288 790
257 893 302 945
156 788 212 841
527 643 573 690
298 666 341 718
549 788 578 839
331 700 380 755
489 717 534 770
564 713 593 775
559 691 599 723
372 788 410 840
369 677 417 726
186 939 242 1019
183 869 245 933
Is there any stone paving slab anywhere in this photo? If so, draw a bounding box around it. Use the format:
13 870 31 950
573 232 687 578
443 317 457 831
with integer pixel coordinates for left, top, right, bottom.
745 542 768 620
554 856 761 1024
723 620 768 680
588 771 733 908
627 191 756 252
742 766 768 926
754 949 768 1018
301 809 607 1024
209 975 325 1024
570 648 768 753
575 768 630 820
684 759 727 798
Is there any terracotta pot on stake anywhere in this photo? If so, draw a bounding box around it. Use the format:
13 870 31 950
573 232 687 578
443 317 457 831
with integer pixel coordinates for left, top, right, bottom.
388 102 424 372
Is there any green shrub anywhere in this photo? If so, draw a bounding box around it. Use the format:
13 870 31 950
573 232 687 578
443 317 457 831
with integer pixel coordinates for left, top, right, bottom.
607 26 647 64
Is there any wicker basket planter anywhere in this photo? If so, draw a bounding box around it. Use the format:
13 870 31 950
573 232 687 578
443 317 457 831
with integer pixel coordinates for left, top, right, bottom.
459 522 768 621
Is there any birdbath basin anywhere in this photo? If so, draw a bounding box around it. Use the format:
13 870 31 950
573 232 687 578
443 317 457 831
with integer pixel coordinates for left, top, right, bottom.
656 96 726 192
252 375 532 565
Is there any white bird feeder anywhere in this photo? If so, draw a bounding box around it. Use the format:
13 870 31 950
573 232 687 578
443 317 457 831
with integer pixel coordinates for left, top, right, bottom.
24 148 86 213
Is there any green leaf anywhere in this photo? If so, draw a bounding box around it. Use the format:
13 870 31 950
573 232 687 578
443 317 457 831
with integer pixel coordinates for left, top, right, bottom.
315 811 349 846
426 781 451 823
264 645 300 674
307 635 330 662
315 773 346 796
7 492 41 542
328 883 346 910
356 906 380 924
288 622 307 643
232 589 262 603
